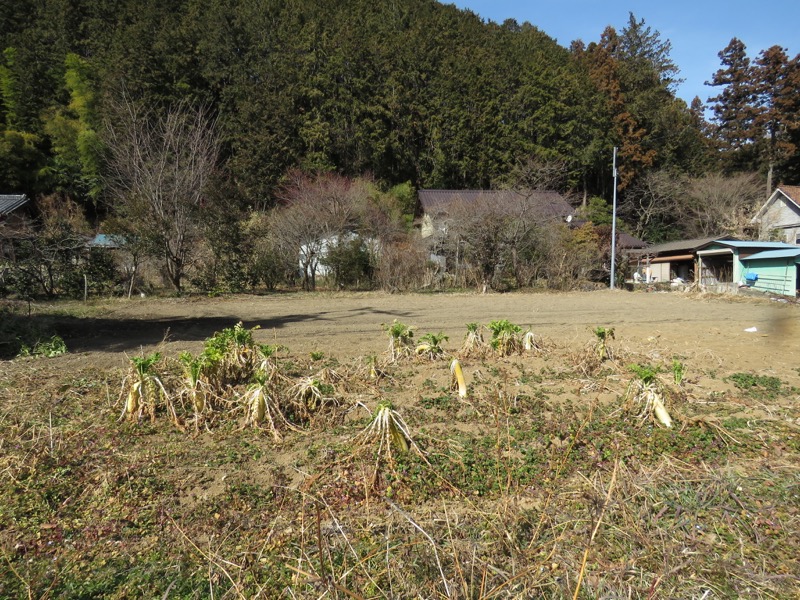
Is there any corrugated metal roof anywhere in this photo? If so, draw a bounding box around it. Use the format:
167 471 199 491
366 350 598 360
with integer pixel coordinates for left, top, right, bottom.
0 194 29 215
709 240 798 250
418 189 573 221
740 248 800 262
635 236 726 255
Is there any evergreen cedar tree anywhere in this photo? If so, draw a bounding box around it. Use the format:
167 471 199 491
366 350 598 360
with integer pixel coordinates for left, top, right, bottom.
0 0 798 233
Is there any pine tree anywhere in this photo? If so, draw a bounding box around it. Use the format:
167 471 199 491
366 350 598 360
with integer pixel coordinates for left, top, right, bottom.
617 12 680 91
582 26 656 190
779 54 800 182
706 38 758 172
752 46 800 189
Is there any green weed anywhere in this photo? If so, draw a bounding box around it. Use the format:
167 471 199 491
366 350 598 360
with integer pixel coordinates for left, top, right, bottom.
487 319 523 355
18 334 68 358
726 372 786 398
628 363 660 385
671 358 686 385
593 326 615 360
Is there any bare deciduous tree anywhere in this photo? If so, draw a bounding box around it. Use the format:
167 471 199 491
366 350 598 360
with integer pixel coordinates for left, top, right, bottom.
621 169 685 240
541 223 604 289
445 193 546 292
496 155 570 195
270 172 366 291
623 170 763 241
3 195 92 298
679 172 763 238
374 237 428 292
104 95 220 291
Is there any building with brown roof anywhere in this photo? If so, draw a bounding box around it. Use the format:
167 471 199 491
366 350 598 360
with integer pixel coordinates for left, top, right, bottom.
417 189 574 238
631 236 726 283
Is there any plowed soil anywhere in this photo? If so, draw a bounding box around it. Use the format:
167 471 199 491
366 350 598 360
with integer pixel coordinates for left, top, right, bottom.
3 288 800 598
53 289 799 374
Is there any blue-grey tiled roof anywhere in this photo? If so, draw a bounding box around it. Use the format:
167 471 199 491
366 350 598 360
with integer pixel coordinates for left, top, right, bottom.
0 194 29 215
418 189 573 221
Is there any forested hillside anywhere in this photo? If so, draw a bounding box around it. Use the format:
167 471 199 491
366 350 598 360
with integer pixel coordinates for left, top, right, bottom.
4 1 795 201
1 0 799 295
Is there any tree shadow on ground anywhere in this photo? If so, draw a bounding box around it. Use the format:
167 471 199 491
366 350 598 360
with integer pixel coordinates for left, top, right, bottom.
1 313 321 356
1 300 416 357
55 313 324 353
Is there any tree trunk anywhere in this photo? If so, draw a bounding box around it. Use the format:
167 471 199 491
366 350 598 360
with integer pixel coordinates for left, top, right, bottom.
582 175 588 208
766 162 774 198
166 254 182 291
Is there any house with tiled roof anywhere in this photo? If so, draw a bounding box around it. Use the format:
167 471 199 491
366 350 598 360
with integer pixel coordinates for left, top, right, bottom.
417 189 574 238
750 185 800 244
1 194 33 262
0 194 30 225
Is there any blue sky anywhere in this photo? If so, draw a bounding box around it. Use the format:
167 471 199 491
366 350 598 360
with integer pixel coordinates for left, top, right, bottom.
445 1 798 106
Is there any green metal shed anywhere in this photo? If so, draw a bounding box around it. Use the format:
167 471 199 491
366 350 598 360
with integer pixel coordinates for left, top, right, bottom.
740 248 800 297
695 240 800 294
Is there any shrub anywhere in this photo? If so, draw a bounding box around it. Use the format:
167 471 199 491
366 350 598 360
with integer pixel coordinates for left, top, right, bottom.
321 236 374 289
375 239 427 292
18 335 68 358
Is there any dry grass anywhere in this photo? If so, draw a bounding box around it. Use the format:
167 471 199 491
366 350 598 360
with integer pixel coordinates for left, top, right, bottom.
0 314 798 599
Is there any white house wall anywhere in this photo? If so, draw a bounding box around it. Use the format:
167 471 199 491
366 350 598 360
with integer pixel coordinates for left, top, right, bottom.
420 214 434 239
649 263 670 282
758 196 800 244
299 233 372 277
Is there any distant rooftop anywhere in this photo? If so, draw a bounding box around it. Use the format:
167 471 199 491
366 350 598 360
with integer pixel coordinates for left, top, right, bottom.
617 232 647 249
0 194 29 216
418 189 573 221
636 236 731 255
87 233 125 249
706 240 799 250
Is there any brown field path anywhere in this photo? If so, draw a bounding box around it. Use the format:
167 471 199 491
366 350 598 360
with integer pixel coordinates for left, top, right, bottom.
47 289 799 374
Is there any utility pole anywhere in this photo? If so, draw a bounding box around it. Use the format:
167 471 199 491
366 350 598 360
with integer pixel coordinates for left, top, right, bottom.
610 147 618 289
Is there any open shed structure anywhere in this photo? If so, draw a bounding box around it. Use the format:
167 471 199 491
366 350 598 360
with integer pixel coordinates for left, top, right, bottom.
633 236 731 283
634 237 800 297
696 240 800 295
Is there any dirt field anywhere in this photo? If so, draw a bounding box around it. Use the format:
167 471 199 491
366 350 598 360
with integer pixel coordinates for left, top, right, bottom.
2 289 799 598
54 288 799 373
